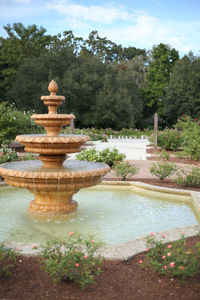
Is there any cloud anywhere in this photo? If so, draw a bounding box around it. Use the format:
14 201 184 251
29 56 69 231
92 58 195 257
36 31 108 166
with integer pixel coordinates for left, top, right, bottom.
100 14 200 54
46 1 200 54
47 0 131 24
12 0 31 3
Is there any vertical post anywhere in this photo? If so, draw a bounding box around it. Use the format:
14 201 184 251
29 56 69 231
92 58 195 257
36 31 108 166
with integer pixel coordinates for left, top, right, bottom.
70 113 75 134
154 113 158 152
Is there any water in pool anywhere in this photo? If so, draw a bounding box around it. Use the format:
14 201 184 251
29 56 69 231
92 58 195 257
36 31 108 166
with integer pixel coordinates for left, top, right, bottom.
0 185 199 245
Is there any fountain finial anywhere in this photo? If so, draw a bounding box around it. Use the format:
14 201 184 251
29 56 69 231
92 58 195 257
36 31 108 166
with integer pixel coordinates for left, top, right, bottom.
48 80 58 95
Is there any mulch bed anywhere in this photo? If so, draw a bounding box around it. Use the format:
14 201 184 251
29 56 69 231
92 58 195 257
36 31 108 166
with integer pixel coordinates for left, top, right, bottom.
0 236 199 300
146 147 200 165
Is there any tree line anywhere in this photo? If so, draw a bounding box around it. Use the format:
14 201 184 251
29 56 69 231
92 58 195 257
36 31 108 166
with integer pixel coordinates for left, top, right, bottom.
0 23 200 129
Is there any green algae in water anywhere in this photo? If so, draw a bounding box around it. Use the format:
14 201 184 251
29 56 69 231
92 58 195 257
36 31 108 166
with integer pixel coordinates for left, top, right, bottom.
0 185 199 245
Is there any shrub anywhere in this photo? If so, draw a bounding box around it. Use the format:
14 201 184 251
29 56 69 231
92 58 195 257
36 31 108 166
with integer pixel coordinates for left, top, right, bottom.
175 151 186 159
76 148 125 166
150 162 177 181
175 115 200 161
140 233 200 279
0 243 17 277
175 166 200 187
113 161 138 181
159 149 170 161
76 149 100 162
0 145 18 164
20 153 37 161
40 232 103 289
0 102 42 146
157 129 182 151
99 148 126 166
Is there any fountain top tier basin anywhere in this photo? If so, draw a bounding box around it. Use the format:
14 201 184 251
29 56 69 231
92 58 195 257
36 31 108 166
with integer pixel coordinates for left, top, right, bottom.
40 80 65 114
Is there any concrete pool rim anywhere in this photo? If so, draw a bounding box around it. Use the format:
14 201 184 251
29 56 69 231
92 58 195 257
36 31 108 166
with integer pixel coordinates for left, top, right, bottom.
1 180 200 260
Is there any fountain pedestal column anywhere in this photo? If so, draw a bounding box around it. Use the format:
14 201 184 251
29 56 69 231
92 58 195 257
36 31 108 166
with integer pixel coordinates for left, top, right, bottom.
29 190 78 215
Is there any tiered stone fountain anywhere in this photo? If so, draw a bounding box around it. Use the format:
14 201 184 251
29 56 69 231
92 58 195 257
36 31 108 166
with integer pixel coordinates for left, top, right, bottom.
0 81 110 215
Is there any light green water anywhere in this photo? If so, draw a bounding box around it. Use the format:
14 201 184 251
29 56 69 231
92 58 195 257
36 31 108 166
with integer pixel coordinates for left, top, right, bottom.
0 185 199 245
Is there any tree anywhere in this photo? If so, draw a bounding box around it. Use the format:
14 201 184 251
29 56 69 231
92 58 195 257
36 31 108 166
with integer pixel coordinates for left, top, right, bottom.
6 48 76 112
0 23 53 97
91 66 142 129
164 52 200 125
144 43 179 118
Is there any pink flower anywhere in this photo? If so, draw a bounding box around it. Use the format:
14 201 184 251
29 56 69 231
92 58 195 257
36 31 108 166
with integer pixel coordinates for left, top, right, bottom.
150 232 154 236
92 262 95 265
69 232 75 236
75 263 79 267
145 248 149 252
162 256 166 259
170 262 175 268
167 252 171 257
162 234 166 238
84 255 88 259
167 244 172 249
138 260 143 264
179 266 184 270
163 265 167 270
91 240 95 243
32 244 37 249
75 249 78 253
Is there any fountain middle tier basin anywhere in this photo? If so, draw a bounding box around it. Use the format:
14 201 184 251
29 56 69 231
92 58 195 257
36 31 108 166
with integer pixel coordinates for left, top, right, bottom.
16 134 90 155
0 160 110 215
31 114 75 136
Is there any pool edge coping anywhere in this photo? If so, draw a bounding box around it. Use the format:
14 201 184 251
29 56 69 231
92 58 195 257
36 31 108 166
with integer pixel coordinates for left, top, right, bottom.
2 180 200 260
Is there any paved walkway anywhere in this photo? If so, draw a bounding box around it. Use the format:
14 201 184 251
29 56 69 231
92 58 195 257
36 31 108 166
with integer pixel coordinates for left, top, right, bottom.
88 138 150 160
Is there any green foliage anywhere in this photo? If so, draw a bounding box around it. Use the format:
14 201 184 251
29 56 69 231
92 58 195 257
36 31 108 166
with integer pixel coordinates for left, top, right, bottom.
0 102 41 145
40 232 103 289
0 145 18 164
159 149 170 161
113 161 138 181
175 115 200 161
141 234 200 279
65 127 153 139
175 166 200 187
175 151 186 159
0 243 17 278
20 153 37 161
157 128 182 151
76 149 100 162
150 162 177 181
69 128 108 142
145 43 179 116
164 53 200 125
76 148 125 166
0 23 53 97
99 148 126 166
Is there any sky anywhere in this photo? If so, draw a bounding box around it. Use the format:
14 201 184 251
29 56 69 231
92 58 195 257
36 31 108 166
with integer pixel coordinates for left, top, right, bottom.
0 0 200 56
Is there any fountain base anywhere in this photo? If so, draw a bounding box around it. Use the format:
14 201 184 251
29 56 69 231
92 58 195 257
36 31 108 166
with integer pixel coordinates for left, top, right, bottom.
29 191 78 215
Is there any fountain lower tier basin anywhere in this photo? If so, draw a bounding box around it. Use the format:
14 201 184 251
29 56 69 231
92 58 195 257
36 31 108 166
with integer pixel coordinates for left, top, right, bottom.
0 160 110 215
0 184 199 245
